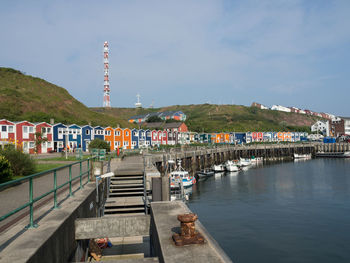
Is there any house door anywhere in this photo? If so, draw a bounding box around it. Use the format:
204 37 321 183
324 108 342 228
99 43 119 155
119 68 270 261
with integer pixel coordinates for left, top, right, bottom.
42 142 47 153
85 141 90 152
1 126 8 139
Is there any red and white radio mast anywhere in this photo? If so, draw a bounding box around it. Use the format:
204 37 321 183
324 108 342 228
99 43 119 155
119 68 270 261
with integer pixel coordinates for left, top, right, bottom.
103 41 111 108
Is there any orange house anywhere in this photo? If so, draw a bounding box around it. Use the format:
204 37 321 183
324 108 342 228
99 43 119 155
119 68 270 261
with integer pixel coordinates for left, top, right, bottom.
114 127 123 149
123 128 131 149
104 126 115 151
224 133 230 143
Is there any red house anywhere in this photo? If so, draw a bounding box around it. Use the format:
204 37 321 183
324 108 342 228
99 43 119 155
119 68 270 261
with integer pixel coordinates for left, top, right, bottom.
35 122 53 153
15 121 35 153
161 130 168 145
0 119 16 146
157 131 163 145
151 130 159 146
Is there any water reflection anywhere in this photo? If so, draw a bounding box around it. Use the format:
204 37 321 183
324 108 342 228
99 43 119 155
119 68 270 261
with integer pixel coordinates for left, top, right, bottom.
188 159 350 263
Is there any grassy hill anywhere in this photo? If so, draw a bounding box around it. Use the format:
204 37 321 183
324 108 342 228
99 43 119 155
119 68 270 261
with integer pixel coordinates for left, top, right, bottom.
0 67 320 132
91 104 321 133
0 67 131 127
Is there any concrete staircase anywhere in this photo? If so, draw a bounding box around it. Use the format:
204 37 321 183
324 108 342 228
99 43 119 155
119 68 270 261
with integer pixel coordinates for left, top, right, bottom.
104 171 146 215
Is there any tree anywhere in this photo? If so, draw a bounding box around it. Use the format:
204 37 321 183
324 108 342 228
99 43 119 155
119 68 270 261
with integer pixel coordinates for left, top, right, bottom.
146 116 163 123
34 132 48 154
88 139 110 153
0 155 13 183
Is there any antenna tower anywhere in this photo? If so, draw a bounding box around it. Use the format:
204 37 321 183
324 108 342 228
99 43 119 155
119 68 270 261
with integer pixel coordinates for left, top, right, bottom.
103 41 111 108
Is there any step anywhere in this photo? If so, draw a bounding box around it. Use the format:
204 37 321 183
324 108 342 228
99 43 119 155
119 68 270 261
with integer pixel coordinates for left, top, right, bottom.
109 192 145 197
111 180 144 185
110 188 144 193
104 213 147 217
112 176 144 180
113 173 144 177
110 184 144 189
105 203 145 209
104 207 145 213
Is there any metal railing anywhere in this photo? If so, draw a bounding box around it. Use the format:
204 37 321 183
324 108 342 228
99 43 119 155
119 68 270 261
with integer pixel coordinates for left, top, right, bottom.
0 157 96 229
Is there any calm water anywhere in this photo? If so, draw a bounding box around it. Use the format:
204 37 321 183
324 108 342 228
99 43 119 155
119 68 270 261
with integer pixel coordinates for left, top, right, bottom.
187 159 350 263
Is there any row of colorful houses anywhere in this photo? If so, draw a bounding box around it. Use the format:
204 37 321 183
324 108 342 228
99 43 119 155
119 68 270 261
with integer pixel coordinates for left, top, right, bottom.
0 119 308 154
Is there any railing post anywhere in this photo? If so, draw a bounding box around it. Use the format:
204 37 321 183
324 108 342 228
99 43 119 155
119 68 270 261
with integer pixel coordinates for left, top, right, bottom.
53 170 60 209
26 177 38 229
87 159 90 183
80 161 83 189
69 166 73 197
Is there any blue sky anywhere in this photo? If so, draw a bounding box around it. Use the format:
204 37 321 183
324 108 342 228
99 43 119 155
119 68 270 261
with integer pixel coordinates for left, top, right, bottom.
1 0 349 116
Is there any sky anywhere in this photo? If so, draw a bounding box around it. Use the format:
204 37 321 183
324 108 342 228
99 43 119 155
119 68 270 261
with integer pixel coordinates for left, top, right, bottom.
1 0 349 116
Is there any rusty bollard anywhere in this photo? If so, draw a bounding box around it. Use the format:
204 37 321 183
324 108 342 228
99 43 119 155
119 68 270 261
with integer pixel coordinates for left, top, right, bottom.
172 213 205 246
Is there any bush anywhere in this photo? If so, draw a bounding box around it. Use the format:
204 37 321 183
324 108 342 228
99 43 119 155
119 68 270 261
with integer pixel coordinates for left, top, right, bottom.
88 139 110 153
0 146 35 177
0 155 13 183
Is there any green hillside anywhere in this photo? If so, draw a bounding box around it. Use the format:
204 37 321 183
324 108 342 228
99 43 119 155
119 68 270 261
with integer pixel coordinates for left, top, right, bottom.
91 104 321 133
0 67 130 127
0 67 320 132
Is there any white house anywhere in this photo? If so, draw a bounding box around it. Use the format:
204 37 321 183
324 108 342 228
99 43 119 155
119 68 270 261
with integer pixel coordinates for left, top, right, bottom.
271 105 291 113
311 120 329 136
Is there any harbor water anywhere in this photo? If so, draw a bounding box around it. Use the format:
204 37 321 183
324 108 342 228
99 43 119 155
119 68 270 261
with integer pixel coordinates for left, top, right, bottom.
187 158 350 263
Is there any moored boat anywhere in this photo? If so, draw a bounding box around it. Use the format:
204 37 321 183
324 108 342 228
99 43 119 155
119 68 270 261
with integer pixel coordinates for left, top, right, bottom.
239 158 252 167
294 153 312 159
225 160 239 172
213 164 225 172
170 160 195 188
315 151 350 158
196 168 214 179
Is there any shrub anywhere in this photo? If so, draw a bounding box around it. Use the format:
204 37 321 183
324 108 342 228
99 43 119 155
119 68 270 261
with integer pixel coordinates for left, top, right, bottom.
0 155 13 183
88 139 110 153
0 146 35 177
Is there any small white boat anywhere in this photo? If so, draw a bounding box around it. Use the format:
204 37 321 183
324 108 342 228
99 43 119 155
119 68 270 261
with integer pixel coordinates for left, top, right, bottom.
251 157 263 163
294 153 312 159
213 164 225 172
225 160 239 172
239 158 251 167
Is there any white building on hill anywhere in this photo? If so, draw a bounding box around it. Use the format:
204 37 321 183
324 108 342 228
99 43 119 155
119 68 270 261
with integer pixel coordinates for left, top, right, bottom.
271 105 291 113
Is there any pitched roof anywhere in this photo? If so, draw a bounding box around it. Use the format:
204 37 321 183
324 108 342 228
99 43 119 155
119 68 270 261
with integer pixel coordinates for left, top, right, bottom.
163 122 184 129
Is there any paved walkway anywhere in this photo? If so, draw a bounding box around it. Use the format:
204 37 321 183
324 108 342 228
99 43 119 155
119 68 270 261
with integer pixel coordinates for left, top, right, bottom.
0 160 92 233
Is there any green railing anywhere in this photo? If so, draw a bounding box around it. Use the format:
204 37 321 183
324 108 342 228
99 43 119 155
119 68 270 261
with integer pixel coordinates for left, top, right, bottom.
0 157 96 229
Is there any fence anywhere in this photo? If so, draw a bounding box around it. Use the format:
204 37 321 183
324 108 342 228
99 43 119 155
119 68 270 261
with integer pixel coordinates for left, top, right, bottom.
0 157 96 229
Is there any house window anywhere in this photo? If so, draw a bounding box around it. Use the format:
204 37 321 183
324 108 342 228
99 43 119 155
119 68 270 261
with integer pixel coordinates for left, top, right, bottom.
142 132 145 137
125 131 129 136
69 130 72 134
29 126 34 133
73 130 76 134
86 129 90 135
124 141 129 146
132 141 136 146
29 142 35 148
58 142 63 148
1 126 6 132
47 128 51 133
47 142 52 148
8 126 14 132
117 131 120 136
105 131 108 135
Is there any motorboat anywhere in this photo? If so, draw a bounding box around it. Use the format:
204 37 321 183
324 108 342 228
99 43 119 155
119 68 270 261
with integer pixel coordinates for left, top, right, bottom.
196 168 214 180
225 160 239 172
170 160 195 188
293 153 312 159
212 164 225 172
239 158 251 167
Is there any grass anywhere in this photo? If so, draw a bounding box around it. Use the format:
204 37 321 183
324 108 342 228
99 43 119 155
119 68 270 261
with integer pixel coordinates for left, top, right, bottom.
34 163 66 173
39 155 91 162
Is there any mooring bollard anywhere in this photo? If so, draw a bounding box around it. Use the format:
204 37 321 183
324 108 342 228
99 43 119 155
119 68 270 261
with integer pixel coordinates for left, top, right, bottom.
172 213 205 246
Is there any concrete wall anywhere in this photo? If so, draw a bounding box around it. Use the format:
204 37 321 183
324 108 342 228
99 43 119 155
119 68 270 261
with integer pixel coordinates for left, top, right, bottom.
0 181 106 263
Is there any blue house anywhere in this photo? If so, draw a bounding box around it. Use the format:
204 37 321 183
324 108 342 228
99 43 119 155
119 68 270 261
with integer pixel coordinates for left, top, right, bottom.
52 123 67 152
81 125 93 152
235 133 246 144
138 129 146 148
131 128 139 149
145 130 152 147
67 124 82 150
93 126 105 141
